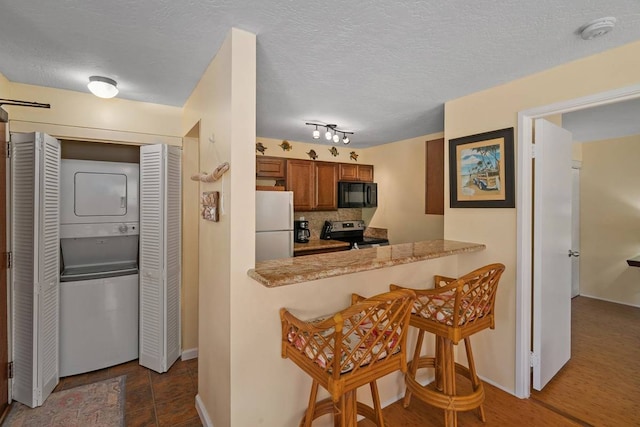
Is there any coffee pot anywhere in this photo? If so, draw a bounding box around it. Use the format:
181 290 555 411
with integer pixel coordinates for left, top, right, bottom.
294 219 311 243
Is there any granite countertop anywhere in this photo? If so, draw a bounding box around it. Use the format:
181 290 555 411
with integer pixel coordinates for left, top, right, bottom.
249 239 485 288
294 239 350 253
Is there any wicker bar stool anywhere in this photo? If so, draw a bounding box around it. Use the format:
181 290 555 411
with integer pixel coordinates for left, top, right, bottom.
391 263 505 427
280 289 416 427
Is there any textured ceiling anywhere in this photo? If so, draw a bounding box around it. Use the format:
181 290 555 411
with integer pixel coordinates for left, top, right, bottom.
1 1 639 147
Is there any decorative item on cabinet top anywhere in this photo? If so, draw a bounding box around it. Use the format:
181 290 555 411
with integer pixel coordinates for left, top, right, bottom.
306 149 318 160
191 161 230 182
256 142 267 155
329 146 339 157
350 151 358 161
279 140 292 151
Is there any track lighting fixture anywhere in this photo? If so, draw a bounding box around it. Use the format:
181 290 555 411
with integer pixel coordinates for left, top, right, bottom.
305 122 354 145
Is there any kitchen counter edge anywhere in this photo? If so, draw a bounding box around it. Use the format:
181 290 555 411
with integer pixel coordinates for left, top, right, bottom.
248 239 486 288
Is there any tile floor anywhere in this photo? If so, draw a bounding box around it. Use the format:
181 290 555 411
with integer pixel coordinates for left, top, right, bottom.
54 358 202 426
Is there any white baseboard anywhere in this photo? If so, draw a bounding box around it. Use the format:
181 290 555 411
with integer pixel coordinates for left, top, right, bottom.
578 294 640 309
478 374 517 396
182 348 198 360
196 394 213 427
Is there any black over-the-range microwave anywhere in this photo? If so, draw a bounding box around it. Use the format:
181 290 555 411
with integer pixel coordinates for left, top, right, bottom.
337 182 378 208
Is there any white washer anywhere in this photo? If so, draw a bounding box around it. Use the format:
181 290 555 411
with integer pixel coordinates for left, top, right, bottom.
59 274 139 377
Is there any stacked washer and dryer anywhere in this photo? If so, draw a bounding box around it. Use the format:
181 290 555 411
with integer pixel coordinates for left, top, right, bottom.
58 159 140 377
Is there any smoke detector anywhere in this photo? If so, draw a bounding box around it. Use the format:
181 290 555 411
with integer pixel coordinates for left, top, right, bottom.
580 17 616 40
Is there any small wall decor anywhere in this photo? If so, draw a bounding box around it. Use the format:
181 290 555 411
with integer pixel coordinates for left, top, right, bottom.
256 142 267 155
191 161 230 182
449 127 514 208
201 191 220 222
306 149 318 160
279 140 292 151
329 146 339 157
349 151 359 161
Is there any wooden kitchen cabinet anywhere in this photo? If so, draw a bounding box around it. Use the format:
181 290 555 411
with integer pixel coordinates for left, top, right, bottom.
338 163 374 182
256 156 286 179
286 159 337 211
315 162 338 210
286 159 315 210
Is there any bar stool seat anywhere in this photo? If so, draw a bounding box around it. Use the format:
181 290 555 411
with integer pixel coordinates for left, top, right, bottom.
391 263 505 427
280 289 416 427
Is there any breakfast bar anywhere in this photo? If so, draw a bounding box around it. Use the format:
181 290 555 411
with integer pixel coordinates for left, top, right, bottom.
250 239 485 287
240 239 486 426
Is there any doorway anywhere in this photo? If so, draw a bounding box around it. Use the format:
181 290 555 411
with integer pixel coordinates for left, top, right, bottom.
515 83 640 398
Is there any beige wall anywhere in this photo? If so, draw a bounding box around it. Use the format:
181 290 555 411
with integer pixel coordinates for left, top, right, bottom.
363 133 444 243
580 135 640 306
256 136 372 163
0 72 9 98
7 82 182 144
444 40 640 392
182 28 257 427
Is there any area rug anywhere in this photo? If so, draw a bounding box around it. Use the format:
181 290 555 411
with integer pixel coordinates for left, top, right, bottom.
3 375 125 427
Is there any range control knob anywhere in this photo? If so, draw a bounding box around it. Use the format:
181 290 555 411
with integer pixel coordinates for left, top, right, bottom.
118 224 129 233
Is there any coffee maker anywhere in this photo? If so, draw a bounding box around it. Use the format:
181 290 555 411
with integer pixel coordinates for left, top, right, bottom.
294 219 311 243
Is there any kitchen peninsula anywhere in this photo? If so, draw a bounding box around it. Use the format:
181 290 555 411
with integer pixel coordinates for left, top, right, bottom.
243 238 486 426
250 239 485 287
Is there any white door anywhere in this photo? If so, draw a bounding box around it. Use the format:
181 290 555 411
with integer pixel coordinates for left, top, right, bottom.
10 132 60 407
532 119 573 390
571 167 580 298
139 144 181 373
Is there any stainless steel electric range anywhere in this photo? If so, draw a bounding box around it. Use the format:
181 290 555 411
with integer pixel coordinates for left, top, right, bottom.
321 220 389 249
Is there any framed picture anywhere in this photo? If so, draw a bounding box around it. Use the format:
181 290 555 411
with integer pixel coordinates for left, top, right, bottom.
449 127 514 208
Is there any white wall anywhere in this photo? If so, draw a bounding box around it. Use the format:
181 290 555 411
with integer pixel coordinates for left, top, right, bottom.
580 134 640 306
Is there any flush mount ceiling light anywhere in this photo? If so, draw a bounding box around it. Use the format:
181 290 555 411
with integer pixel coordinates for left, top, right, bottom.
305 122 354 145
87 75 119 98
580 17 616 40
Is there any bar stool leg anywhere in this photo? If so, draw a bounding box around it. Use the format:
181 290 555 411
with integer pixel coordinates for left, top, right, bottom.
403 329 425 408
303 380 319 427
464 337 486 422
369 380 385 426
442 337 457 427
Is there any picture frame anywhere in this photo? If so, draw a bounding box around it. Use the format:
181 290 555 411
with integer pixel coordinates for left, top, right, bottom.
449 127 515 208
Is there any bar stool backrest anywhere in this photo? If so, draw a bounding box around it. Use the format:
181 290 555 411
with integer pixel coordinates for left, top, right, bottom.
280 289 416 401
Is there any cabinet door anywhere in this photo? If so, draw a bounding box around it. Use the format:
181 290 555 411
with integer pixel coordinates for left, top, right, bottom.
315 162 338 211
338 163 358 181
286 160 314 211
256 156 286 179
357 164 374 182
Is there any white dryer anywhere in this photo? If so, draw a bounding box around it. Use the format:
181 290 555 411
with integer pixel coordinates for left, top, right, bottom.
59 159 140 376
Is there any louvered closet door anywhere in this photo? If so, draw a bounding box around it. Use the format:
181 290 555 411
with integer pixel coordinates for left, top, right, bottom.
11 132 60 407
139 144 181 373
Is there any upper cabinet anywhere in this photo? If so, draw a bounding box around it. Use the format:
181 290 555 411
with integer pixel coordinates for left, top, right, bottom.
314 162 338 211
257 156 373 211
286 160 338 211
256 156 286 179
286 159 315 211
338 164 374 182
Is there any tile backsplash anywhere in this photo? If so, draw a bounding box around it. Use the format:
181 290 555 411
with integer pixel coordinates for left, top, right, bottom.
294 209 362 239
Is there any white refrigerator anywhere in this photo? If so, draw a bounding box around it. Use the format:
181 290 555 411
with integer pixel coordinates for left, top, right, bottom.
256 191 294 261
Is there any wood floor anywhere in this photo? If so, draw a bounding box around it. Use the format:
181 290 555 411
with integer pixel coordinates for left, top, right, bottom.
24 296 640 426
358 296 640 427
53 358 201 426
